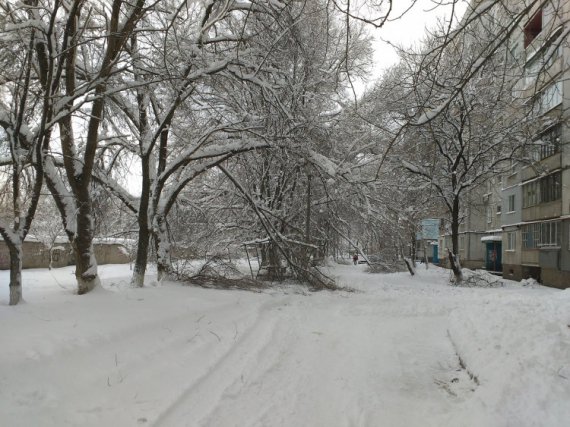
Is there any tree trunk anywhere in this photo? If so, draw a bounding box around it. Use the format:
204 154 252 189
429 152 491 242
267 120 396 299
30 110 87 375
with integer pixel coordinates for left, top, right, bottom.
131 156 151 288
410 233 417 267
448 249 464 283
304 173 311 267
73 198 100 294
267 243 282 280
450 196 462 282
451 198 460 256
404 257 415 276
154 214 170 282
132 226 150 287
8 242 23 305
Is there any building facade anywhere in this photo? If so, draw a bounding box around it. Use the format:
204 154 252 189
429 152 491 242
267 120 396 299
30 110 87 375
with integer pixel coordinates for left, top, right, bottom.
439 178 504 272
501 0 570 288
438 0 570 288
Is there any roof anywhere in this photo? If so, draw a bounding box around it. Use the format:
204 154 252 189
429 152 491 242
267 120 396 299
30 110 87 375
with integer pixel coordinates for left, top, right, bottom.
481 235 502 242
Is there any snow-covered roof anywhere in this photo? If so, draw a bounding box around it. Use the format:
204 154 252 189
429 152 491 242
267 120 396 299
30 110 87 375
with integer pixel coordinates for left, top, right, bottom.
23 235 134 246
481 235 502 242
93 238 136 246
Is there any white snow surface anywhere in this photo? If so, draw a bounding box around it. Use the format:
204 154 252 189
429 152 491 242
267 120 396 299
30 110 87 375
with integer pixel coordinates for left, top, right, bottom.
1 263 569 427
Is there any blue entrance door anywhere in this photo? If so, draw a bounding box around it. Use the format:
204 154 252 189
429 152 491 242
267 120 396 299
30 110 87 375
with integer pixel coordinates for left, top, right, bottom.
485 242 502 272
432 244 439 264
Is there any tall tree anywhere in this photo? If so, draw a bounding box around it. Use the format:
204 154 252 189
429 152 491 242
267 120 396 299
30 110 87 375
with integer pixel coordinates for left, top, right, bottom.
0 0 48 304
93 0 289 286
6 0 151 294
214 0 373 283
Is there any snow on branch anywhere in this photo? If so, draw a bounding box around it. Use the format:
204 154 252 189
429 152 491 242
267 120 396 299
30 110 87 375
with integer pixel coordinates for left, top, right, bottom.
401 159 431 179
157 130 267 184
43 157 78 236
412 103 447 126
307 150 339 178
0 220 20 246
156 153 237 217
91 170 139 214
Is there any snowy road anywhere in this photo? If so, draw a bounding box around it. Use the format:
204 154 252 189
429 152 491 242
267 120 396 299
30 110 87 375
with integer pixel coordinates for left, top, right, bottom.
156 291 468 427
1 263 569 426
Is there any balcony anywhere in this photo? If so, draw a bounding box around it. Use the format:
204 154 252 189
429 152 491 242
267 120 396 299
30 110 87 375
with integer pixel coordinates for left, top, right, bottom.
521 152 561 181
522 199 562 222
520 56 562 99
525 23 562 64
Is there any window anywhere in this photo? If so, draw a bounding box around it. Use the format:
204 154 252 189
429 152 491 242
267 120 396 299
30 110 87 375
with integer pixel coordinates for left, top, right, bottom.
525 54 542 87
508 194 515 212
496 205 502 215
540 221 560 247
487 206 492 224
522 222 561 248
524 28 563 87
542 81 563 111
535 124 561 160
540 171 561 203
522 172 561 208
522 223 541 249
524 9 542 48
545 43 561 68
534 81 563 115
507 232 516 251
523 181 539 208
459 236 465 252
509 43 521 64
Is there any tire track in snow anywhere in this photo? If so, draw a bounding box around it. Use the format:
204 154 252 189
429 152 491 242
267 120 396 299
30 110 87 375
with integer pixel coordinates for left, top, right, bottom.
152 297 292 427
1 291 274 427
186 294 468 427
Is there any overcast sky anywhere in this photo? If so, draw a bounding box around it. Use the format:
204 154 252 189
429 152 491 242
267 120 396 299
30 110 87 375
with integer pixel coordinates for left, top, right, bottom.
354 0 468 94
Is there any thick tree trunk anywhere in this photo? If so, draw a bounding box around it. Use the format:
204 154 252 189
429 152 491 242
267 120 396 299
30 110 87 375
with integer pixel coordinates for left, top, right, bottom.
451 210 459 257
448 249 464 283
8 243 23 305
73 199 100 294
73 242 100 294
132 226 150 287
154 215 170 282
131 157 151 288
449 197 463 282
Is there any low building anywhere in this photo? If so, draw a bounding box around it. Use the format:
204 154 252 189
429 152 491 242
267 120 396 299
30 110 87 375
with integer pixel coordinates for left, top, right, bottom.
0 237 132 270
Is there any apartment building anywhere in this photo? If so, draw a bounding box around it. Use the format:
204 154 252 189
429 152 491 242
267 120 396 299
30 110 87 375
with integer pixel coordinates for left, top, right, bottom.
436 1 570 288
501 0 570 288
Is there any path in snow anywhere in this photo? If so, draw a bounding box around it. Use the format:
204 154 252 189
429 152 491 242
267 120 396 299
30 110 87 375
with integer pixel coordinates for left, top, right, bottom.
156 266 475 427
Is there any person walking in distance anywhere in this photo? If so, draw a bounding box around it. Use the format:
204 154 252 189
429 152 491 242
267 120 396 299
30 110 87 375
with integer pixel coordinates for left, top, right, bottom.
353 252 358 265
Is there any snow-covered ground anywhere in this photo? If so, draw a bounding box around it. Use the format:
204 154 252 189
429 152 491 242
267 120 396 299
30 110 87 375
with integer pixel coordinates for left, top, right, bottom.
1 263 569 427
